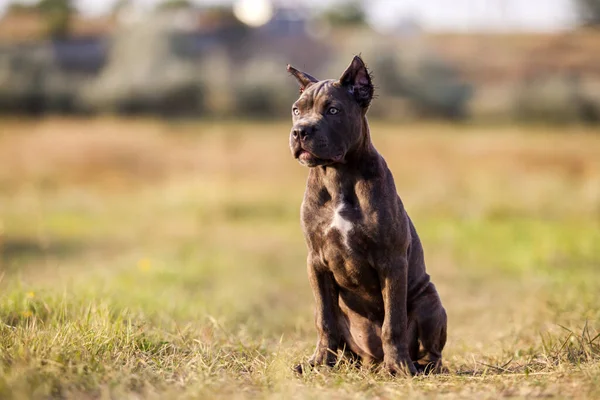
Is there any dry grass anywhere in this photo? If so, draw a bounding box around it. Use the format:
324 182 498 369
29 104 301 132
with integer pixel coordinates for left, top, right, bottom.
0 118 599 399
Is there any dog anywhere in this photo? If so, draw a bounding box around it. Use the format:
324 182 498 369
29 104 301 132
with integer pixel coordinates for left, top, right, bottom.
287 56 447 376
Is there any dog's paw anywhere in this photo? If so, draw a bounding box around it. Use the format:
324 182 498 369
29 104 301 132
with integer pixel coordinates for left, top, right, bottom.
293 360 325 375
293 363 308 375
309 349 338 368
384 357 418 376
414 361 448 375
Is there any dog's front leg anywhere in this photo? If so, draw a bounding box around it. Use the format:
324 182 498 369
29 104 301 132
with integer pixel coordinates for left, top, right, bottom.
306 254 340 368
379 256 418 376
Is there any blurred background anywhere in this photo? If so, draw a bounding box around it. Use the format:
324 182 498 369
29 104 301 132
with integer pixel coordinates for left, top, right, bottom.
0 0 599 122
0 1 599 398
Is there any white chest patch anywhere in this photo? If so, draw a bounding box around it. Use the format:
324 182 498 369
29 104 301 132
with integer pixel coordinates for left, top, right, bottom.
328 202 354 249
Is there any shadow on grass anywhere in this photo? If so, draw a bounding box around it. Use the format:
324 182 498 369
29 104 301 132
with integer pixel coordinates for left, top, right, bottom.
1 237 86 265
0 236 125 277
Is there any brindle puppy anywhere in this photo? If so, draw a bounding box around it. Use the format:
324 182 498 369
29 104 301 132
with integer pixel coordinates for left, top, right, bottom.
287 56 447 376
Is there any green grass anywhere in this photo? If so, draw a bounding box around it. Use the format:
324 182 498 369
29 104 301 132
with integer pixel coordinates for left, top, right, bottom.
1 119 599 398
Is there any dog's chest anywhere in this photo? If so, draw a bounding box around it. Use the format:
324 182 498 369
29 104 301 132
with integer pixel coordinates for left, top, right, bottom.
309 200 379 290
304 199 361 250
327 202 354 249
305 197 372 264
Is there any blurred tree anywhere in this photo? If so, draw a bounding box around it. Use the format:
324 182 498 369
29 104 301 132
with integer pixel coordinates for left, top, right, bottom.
575 0 600 26
111 0 132 16
320 0 366 26
200 6 248 33
157 0 194 11
6 2 37 13
36 0 74 39
374 51 473 120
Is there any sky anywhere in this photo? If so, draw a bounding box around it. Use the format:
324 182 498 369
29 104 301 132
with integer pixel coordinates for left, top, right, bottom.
0 0 579 32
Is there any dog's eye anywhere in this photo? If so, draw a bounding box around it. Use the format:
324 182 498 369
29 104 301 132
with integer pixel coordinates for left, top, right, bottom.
328 107 339 115
293 108 300 116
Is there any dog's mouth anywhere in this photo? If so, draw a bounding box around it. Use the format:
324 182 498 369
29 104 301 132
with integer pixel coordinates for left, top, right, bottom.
294 147 344 166
295 148 319 163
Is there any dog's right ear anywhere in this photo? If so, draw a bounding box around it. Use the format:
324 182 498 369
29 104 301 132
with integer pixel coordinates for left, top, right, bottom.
339 55 374 108
287 64 319 94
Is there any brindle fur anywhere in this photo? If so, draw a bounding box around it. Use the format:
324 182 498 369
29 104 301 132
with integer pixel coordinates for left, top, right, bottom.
288 56 447 376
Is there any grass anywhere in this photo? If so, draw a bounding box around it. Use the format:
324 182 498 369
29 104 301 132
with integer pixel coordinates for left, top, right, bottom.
0 118 599 399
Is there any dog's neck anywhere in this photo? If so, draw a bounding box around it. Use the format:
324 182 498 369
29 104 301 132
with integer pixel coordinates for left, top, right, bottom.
311 117 379 202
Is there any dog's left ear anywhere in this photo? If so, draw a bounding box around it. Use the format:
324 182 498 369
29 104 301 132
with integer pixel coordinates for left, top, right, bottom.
339 55 374 108
287 64 319 94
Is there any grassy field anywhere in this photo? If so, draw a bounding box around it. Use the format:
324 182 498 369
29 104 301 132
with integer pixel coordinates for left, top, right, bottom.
0 118 599 399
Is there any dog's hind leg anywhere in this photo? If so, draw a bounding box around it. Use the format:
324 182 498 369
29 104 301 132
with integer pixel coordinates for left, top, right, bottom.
407 315 420 366
413 283 447 374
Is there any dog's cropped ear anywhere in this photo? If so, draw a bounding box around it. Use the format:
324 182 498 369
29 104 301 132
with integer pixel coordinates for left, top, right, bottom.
339 55 374 108
287 64 319 94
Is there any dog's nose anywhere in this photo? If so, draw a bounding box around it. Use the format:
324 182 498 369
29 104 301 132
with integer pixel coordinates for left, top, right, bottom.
292 126 313 141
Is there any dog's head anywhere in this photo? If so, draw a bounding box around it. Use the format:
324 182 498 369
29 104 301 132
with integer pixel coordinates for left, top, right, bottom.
287 56 374 167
